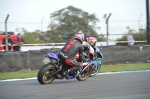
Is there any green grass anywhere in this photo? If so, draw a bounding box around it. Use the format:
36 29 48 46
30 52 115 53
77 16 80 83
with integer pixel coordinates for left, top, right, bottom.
0 63 150 80
100 63 150 73
0 70 38 80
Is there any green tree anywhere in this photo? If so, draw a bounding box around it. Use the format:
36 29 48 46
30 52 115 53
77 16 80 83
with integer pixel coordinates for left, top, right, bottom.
47 6 100 41
23 31 43 44
46 23 66 43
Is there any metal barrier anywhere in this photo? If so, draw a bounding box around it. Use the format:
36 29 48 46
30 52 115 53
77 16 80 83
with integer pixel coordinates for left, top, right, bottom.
23 43 66 48
111 40 147 43
0 41 147 51
23 43 66 46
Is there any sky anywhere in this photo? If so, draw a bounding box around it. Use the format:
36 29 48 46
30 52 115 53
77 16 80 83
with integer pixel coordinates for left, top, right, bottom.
0 0 147 39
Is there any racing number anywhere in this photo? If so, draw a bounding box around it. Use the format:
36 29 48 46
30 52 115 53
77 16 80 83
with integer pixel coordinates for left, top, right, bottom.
64 41 75 52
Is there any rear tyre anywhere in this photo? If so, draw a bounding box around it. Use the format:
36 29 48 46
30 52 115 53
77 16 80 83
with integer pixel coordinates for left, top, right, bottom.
37 65 56 84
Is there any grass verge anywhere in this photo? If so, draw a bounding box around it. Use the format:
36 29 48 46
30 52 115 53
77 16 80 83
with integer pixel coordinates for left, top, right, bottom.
0 63 150 80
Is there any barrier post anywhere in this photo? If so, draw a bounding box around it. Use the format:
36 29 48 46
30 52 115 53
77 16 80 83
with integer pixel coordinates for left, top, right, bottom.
5 14 10 51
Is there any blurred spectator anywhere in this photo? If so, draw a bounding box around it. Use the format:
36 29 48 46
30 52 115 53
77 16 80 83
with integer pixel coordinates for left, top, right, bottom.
84 30 90 42
2 34 13 51
126 30 135 46
14 33 24 51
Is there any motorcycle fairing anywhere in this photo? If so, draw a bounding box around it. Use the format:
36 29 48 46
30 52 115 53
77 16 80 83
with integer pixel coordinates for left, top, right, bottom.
47 53 59 61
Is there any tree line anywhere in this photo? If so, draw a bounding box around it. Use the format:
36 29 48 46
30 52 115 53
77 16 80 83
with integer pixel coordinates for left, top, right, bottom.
4 6 147 45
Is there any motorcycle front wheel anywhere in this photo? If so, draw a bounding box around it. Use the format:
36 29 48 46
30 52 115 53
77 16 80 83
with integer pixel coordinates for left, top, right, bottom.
37 65 56 84
76 66 92 81
90 64 101 77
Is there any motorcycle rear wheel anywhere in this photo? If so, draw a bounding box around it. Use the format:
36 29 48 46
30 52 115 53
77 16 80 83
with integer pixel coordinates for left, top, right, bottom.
37 65 56 84
76 66 92 81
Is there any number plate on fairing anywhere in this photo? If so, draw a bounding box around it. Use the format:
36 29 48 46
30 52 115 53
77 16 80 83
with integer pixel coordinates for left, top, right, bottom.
42 56 51 64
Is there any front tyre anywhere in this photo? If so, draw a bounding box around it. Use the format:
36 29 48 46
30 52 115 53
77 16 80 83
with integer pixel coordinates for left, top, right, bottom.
37 65 56 84
76 66 92 81
90 64 101 77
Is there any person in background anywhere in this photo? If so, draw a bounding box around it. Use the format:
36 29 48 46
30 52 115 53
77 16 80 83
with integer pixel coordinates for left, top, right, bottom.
14 33 24 51
2 34 13 51
84 30 90 42
126 30 135 46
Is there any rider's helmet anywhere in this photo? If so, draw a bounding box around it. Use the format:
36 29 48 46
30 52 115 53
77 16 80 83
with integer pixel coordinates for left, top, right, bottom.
74 30 84 43
88 37 97 46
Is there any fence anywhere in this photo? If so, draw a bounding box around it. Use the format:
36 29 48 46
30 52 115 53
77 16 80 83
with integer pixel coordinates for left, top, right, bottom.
0 14 148 46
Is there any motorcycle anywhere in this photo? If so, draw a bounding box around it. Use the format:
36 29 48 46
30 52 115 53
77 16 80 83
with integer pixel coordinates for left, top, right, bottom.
37 53 93 84
90 46 103 77
82 41 103 77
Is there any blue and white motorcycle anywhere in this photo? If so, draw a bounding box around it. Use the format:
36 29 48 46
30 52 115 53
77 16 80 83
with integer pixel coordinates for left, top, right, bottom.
90 46 103 77
82 41 103 77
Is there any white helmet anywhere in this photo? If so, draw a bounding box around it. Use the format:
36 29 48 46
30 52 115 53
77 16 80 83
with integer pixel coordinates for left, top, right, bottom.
74 31 84 43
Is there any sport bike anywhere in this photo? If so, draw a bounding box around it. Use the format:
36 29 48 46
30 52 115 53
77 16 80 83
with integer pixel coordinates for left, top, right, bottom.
90 46 103 77
82 41 103 77
37 53 93 84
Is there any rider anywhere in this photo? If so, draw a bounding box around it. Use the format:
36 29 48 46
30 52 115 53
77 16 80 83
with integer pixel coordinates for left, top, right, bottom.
58 30 87 79
83 37 97 60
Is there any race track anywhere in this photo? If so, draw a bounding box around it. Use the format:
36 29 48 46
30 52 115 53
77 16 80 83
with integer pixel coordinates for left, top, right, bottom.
0 71 150 99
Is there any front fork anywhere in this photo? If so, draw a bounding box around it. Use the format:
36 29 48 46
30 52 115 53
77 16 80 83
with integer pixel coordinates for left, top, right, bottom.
76 62 92 77
91 59 101 70
92 64 99 71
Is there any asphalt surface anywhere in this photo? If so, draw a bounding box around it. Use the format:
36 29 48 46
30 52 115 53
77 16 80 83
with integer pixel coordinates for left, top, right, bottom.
0 72 150 99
